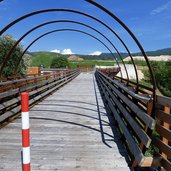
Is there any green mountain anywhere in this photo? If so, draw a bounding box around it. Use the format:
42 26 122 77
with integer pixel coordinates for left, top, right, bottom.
77 47 171 60
30 51 63 68
132 48 171 56
99 48 171 59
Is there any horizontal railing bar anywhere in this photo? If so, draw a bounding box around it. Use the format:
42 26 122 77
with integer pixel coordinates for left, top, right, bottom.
97 71 155 129
0 69 76 86
156 95 171 108
0 88 19 99
156 124 171 142
153 137 171 159
99 71 152 103
96 73 145 165
141 157 162 167
161 156 171 171
114 75 154 91
96 73 151 147
156 110 171 125
0 70 80 124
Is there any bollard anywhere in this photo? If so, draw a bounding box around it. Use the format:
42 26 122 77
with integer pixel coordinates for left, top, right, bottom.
21 92 30 171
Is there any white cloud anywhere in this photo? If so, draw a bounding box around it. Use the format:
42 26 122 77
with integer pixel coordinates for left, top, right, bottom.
89 51 102 56
150 2 171 15
62 49 74 55
50 49 60 53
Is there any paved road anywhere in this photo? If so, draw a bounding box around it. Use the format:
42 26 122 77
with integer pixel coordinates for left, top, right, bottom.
0 72 130 171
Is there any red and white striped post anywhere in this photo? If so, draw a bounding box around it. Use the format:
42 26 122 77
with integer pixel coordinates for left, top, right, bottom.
21 92 30 171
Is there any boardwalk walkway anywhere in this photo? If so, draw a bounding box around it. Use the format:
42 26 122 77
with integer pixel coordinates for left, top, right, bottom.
0 72 130 171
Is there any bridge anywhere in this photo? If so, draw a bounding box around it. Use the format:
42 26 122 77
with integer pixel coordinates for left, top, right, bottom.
0 70 170 170
0 71 131 170
0 0 171 171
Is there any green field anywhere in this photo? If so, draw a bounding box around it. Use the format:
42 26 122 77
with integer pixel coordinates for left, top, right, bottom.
69 60 116 69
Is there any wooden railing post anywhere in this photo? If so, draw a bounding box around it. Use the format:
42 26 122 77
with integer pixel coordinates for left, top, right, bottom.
162 106 170 159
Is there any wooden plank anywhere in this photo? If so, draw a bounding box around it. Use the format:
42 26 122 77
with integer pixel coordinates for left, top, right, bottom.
0 97 20 111
20 75 61 93
114 75 154 92
0 74 60 90
162 106 170 159
19 79 48 92
156 110 171 125
156 95 171 108
161 156 171 171
141 157 162 167
156 124 171 142
97 74 151 148
0 71 79 124
97 72 155 129
29 79 60 96
29 72 79 104
0 106 20 123
97 76 145 165
0 88 19 99
153 138 171 158
99 71 151 103
0 72 130 170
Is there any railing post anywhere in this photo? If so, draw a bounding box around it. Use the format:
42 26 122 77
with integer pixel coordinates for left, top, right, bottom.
162 106 170 159
21 92 30 171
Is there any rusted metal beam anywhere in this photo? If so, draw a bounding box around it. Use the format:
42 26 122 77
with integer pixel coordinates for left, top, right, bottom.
0 9 132 85
12 20 125 79
86 0 156 114
13 29 117 74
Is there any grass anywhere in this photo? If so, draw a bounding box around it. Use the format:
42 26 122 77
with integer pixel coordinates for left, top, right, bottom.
30 52 116 69
30 52 59 68
69 60 116 69
30 51 117 69
145 131 160 157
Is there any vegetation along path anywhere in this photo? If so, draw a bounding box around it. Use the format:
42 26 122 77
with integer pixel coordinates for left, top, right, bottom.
0 72 130 171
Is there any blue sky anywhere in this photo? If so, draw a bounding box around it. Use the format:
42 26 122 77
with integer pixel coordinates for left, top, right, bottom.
0 0 171 55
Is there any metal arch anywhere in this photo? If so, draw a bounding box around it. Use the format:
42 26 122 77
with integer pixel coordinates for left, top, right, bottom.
0 20 124 79
10 19 130 79
0 9 135 85
14 28 121 75
86 0 156 94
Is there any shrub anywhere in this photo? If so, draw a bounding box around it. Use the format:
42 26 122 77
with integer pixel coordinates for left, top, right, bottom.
50 56 69 68
0 34 27 78
142 61 171 97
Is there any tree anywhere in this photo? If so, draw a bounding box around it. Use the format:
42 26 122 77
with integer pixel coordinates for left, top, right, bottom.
143 61 171 97
0 34 27 79
50 56 69 68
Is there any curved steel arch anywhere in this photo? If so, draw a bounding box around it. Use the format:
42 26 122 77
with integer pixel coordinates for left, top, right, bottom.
14 29 121 75
86 0 156 92
10 19 131 79
0 8 137 86
12 20 127 78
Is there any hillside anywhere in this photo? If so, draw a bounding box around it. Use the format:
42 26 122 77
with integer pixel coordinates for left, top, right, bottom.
30 51 67 68
133 48 171 56
68 55 84 61
99 48 171 59
28 47 171 67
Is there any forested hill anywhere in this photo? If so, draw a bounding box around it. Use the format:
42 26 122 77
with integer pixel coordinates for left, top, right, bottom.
29 47 171 61
98 48 171 60
132 48 171 56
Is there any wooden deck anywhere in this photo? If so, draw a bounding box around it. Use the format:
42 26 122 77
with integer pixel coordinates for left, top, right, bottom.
0 72 130 171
